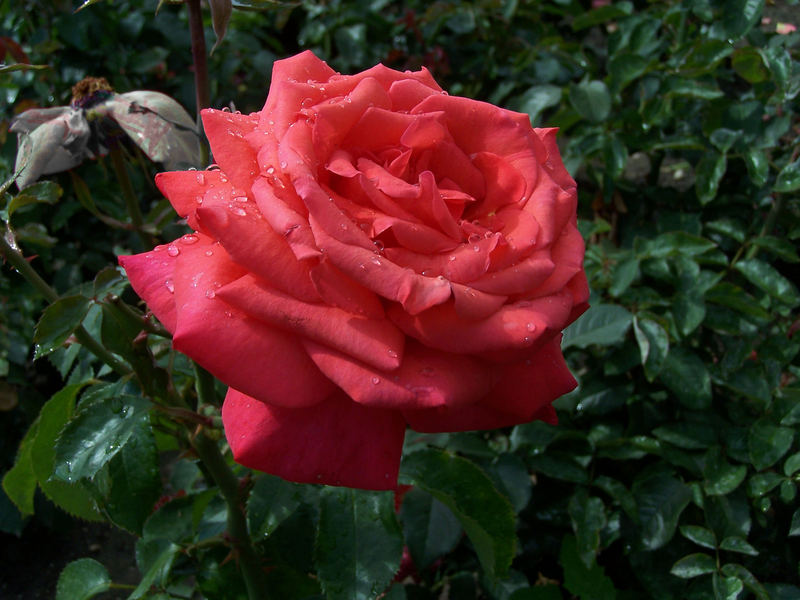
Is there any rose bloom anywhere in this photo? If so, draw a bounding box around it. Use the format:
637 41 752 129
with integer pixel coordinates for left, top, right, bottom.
119 51 588 490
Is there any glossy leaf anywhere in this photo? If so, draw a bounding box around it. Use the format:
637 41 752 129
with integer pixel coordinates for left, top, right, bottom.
774 159 800 192
400 487 462 569
680 525 717 550
55 559 111 600
670 553 716 578
247 474 304 539
562 304 632 349
559 535 617 600
748 419 794 470
569 80 611 123
719 536 758 556
713 573 744 600
33 295 92 359
632 468 691 550
53 394 151 482
659 348 712 410
314 487 403 600
400 448 516 579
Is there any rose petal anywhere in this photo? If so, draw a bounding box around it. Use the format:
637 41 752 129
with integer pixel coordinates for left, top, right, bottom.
309 255 385 319
169 237 334 407
196 203 320 302
388 291 574 354
450 282 507 320
155 169 235 231
303 339 489 410
387 77 442 111
470 250 555 296
223 388 406 489
311 219 453 315
118 245 179 333
216 274 404 371
528 224 584 299
201 109 260 189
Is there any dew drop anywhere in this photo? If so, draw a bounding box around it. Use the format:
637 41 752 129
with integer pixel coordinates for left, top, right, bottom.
371 377 380 385
205 250 213 256
473 245 480 252
373 239 385 252
181 234 199 245
196 173 205 185
164 279 175 293
468 233 481 244
280 161 288 169
369 256 382 266
195 195 204 205
449 255 456 261
388 349 398 359
228 204 247 216
219 175 228 183
205 289 216 299
266 166 275 175
526 322 537 332
167 245 180 257
283 223 300 237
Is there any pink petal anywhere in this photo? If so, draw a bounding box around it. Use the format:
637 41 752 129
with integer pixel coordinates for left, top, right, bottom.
388 291 574 354
118 246 180 333
155 169 232 231
170 238 334 407
216 274 404 372
201 109 260 190
222 388 406 489
303 339 490 410
387 77 442 111
470 251 555 296
309 256 385 318
311 220 453 315
195 203 320 302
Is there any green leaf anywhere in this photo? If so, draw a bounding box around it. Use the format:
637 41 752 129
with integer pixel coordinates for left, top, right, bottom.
709 129 739 153
706 282 770 320
130 538 181 600
33 295 92 359
400 448 516 579
53 394 151 482
783 452 800 476
486 454 532 513
750 236 799 263
98 419 161 534
509 586 563 600
670 553 716 578
680 525 717 550
559 535 617 600
789 509 800 537
572 2 632 30
30 385 102 521
704 447 747 496
721 564 768 600
774 159 800 192
314 488 403 600
653 422 716 450
568 491 606 568
695 152 727 205
562 304 632 349
660 348 712 410
400 487 462 569
516 84 562 125
55 558 111 600
732 47 769 83
735 258 800 306
5 181 62 219
742 149 769 187
632 468 691 550
718 0 764 39
609 254 639 297
2 418 40 516
608 53 648 93
247 474 303 539
748 418 794 470
713 573 743 600
747 472 783 497
569 80 611 123
638 231 716 258
719 536 758 556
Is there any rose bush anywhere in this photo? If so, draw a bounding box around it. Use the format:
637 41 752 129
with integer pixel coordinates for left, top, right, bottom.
119 51 589 490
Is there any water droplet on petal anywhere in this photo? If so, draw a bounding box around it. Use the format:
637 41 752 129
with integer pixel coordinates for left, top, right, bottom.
196 173 205 185
205 289 216 299
167 245 180 257
195 195 204 205
449 255 456 262
370 256 382 266
228 204 247 216
280 161 288 169
205 250 213 256
181 234 199 245
473 245 480 252
526 322 536 332
165 279 175 293
371 377 380 385
388 349 398 358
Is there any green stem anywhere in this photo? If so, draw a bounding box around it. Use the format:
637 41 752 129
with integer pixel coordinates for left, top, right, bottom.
192 363 265 599
186 0 211 166
0 235 132 376
744 194 786 261
109 145 154 249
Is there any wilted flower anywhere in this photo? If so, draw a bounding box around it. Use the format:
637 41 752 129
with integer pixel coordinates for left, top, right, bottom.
10 76 201 189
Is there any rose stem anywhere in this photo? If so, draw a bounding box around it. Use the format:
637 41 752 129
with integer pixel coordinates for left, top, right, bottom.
109 145 155 249
186 0 211 166
0 235 132 376
191 362 267 599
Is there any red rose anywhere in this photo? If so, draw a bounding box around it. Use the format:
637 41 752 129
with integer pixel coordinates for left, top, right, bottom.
119 51 588 490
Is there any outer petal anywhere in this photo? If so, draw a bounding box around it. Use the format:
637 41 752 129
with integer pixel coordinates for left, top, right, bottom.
118 244 179 333
216 274 404 372
222 388 406 489
303 339 490 410
170 236 334 407
201 109 260 190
